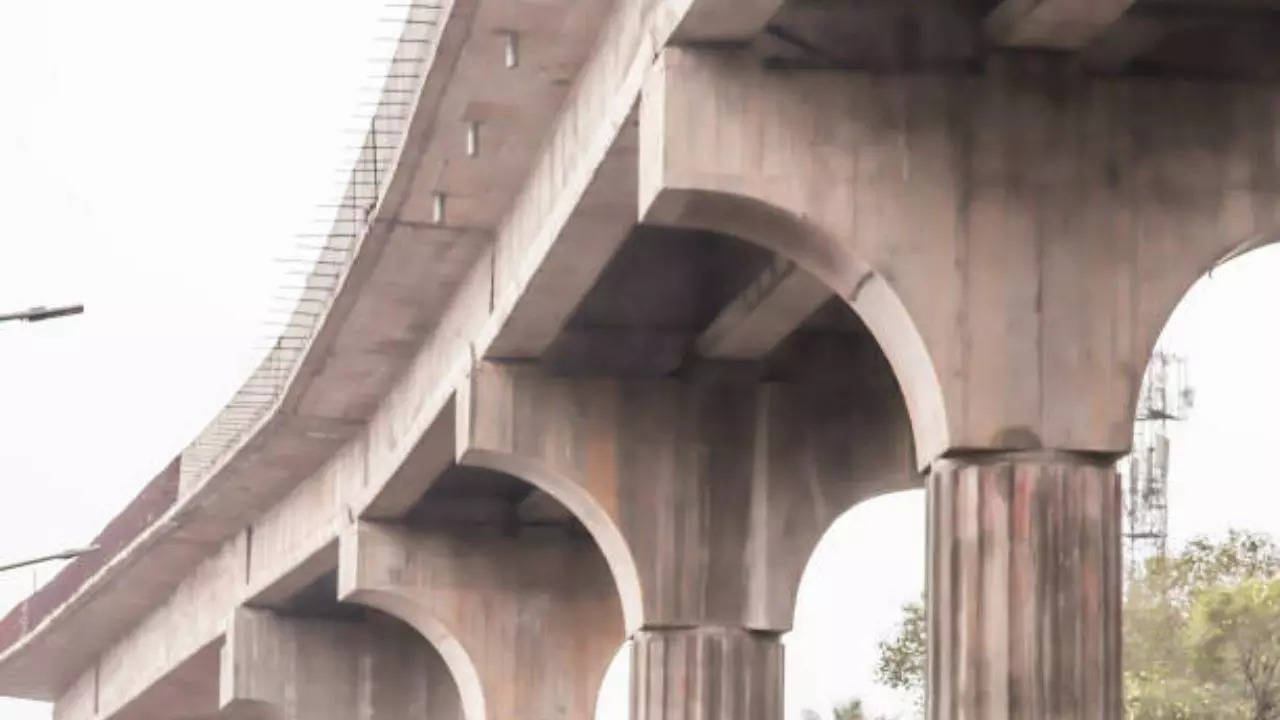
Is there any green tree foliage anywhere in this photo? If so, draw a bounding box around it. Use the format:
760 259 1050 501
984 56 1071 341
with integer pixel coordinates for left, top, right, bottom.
875 599 926 716
1187 578 1280 718
833 697 894 720
1126 530 1280 719
833 698 866 720
872 530 1280 720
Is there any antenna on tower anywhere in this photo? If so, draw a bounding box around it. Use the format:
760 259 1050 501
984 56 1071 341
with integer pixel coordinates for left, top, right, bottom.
1122 350 1193 578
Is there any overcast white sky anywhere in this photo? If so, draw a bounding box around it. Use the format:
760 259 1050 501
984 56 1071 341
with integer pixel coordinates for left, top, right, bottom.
2 3 1279 720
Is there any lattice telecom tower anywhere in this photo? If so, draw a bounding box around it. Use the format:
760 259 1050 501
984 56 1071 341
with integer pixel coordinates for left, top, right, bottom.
1122 350 1193 576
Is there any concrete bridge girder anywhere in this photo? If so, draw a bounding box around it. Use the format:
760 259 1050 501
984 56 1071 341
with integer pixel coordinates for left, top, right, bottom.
97 607 463 720
337 519 624 720
218 608 461 720
13 0 1280 718
322 344 915 719
640 46 1280 465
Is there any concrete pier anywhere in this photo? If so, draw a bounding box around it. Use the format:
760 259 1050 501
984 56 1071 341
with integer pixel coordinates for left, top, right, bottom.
927 456 1123 719
2 0 1278 717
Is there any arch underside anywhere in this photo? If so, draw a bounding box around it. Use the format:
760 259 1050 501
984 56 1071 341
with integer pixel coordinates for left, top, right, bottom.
641 185 948 469
461 357 918 633
639 47 1280 457
250 44 1280 720
338 507 624 720
339 589 485 720
218 605 463 720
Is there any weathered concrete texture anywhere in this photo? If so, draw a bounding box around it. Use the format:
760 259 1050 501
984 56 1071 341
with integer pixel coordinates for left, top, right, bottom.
460 358 918 633
641 47 1280 466
220 608 461 720
671 0 783 43
695 256 831 360
926 456 1122 720
0 0 792 709
984 0 1135 49
14 0 1280 716
83 642 221 720
631 628 783 720
338 520 624 720
484 0 787 361
73 540 247 720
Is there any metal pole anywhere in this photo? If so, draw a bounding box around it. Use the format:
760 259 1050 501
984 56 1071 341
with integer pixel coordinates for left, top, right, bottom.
0 546 98 574
0 304 84 324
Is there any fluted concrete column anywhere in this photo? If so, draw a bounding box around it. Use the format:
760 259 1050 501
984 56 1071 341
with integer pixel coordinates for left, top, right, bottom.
926 454 1122 720
630 627 783 720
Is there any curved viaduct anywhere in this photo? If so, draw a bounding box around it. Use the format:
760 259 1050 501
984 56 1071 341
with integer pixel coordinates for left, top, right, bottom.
3 0 1280 718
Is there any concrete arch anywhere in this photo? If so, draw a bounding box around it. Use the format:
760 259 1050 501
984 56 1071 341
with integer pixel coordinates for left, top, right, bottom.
783 485 925 632
339 587 485 720
339 516 623 720
220 605 463 720
643 185 947 469
1128 232 1280 432
458 447 644 635
462 355 918 633
593 643 631 720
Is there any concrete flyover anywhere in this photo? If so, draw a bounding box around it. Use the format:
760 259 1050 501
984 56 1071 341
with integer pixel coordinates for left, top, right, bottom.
3 0 1280 718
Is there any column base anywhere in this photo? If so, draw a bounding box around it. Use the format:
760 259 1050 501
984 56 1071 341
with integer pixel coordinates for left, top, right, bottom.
631 627 783 720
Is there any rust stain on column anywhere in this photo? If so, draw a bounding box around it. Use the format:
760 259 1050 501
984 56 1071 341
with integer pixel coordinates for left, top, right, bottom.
928 457 1121 720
